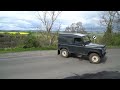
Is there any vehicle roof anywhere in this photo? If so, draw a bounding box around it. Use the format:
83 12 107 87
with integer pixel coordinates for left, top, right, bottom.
59 33 86 37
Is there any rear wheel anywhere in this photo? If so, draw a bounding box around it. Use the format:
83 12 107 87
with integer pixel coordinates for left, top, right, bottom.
60 49 69 58
89 53 101 64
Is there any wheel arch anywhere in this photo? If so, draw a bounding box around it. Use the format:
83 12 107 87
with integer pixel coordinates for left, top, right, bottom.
88 51 101 57
60 47 69 52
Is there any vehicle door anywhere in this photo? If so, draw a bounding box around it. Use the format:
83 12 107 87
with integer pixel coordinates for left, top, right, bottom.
72 37 85 54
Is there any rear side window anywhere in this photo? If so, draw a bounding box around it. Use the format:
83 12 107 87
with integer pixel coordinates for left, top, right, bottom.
59 36 73 44
74 38 82 44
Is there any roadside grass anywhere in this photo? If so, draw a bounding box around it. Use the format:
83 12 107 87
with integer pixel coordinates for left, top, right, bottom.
107 46 120 49
0 46 57 54
0 45 120 54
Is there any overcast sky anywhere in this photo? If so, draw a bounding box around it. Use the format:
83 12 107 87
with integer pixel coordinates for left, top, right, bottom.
0 11 102 31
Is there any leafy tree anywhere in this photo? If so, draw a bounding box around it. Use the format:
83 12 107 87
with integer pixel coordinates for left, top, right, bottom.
65 22 87 34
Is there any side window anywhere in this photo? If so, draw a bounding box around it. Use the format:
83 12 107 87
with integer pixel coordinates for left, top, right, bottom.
59 36 73 44
74 38 82 44
59 37 67 43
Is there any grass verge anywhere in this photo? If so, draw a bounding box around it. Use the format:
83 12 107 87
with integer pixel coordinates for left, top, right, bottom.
107 46 120 49
0 46 120 54
0 46 57 54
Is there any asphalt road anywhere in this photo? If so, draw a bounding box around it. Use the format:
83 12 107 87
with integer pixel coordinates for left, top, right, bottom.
0 49 120 79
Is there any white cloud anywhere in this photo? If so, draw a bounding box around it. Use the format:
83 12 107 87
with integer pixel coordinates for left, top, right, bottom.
61 11 98 21
60 11 86 24
0 11 101 30
16 20 32 26
0 11 36 21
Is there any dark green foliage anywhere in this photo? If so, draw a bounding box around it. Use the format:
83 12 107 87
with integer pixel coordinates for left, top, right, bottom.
0 33 27 48
99 26 120 46
0 30 120 53
23 32 58 48
111 33 120 46
102 27 112 45
23 33 41 48
93 32 120 46
0 31 58 50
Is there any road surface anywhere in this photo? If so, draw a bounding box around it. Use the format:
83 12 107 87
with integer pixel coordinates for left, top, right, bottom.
0 49 120 79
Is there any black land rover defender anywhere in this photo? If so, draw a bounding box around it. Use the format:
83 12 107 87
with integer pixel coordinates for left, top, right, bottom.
58 33 106 64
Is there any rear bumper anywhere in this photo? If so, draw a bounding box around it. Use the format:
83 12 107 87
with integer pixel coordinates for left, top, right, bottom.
58 50 60 55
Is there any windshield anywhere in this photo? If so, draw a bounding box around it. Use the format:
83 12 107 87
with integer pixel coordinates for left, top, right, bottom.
82 36 91 43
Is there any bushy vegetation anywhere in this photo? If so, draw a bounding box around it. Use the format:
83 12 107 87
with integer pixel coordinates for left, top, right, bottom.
23 32 58 48
23 33 41 48
109 33 120 46
0 31 58 53
0 30 120 53
89 32 120 47
0 33 27 48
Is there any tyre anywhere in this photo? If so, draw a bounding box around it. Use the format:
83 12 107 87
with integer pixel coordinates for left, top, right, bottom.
60 49 69 58
89 53 101 64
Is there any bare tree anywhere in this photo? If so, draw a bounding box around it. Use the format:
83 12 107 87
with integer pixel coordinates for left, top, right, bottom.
114 11 120 32
100 11 119 33
99 11 120 45
65 21 86 34
36 11 62 45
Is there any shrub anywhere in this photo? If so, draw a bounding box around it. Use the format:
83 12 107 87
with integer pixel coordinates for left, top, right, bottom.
0 33 27 48
23 33 42 48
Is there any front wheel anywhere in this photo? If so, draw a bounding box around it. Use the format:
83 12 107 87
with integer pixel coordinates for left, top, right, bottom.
89 53 101 64
60 49 69 58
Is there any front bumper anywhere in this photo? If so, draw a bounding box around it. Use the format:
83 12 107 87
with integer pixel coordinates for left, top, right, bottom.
101 52 106 57
101 46 106 57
